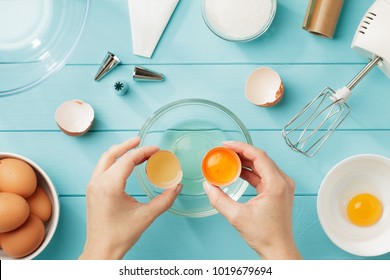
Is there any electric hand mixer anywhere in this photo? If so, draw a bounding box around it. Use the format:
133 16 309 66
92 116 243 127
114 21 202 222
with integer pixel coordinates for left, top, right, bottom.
282 0 390 157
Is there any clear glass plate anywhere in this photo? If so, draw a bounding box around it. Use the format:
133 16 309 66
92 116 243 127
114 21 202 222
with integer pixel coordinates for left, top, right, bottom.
0 0 89 97
136 99 252 218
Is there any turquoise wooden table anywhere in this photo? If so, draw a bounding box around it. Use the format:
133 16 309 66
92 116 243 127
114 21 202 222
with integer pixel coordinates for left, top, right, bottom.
1 0 390 260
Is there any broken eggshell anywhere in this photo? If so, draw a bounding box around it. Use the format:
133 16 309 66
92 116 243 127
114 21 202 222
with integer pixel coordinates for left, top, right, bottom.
145 150 183 189
245 67 284 107
55 100 95 136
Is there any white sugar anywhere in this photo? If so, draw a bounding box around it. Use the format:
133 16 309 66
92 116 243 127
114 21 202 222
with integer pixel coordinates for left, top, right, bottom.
204 0 274 40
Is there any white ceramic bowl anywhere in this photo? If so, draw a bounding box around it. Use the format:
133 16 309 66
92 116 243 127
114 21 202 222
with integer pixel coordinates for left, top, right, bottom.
318 154 390 257
0 153 60 260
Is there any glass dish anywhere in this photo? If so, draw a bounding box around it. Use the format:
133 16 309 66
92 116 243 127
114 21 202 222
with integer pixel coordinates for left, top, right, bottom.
0 0 89 97
136 99 252 218
201 0 276 42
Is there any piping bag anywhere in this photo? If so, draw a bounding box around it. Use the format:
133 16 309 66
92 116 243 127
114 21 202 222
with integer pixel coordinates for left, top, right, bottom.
128 0 179 58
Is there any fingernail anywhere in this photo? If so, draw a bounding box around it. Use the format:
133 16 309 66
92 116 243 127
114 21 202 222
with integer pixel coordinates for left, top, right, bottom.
203 181 212 194
222 140 236 145
175 183 183 194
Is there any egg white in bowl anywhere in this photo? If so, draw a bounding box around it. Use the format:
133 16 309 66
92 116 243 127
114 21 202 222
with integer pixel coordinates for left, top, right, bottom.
318 154 390 257
0 153 59 260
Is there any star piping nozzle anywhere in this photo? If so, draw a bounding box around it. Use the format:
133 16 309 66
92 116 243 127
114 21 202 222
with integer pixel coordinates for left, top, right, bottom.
94 52 121 81
133 66 164 81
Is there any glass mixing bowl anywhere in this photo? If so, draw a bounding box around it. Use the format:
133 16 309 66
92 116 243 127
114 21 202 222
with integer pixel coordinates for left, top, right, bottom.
0 0 89 97
136 99 253 217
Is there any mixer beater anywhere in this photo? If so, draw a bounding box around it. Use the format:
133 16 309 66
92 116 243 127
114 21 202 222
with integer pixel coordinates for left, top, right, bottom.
282 56 382 157
282 0 390 157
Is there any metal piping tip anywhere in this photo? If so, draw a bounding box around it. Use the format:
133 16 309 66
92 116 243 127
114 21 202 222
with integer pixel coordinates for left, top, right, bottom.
94 52 120 81
133 66 164 81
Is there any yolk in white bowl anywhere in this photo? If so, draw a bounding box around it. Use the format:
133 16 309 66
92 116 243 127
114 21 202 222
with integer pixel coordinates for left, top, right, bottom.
346 193 383 227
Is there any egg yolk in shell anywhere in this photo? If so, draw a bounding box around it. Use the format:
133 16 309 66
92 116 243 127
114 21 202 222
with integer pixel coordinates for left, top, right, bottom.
346 193 383 227
202 147 240 186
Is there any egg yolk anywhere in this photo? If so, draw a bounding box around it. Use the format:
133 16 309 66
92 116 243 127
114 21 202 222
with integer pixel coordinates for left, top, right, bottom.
202 147 240 186
346 193 383 227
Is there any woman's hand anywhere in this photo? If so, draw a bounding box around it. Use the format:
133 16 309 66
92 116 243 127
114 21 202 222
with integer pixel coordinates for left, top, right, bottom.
204 141 302 260
79 137 182 260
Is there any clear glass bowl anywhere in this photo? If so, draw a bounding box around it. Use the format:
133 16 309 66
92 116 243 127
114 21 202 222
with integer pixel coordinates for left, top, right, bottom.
136 99 252 217
201 0 277 42
0 0 89 97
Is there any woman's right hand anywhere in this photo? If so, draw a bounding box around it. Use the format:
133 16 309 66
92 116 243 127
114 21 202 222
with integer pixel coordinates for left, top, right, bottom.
203 141 302 260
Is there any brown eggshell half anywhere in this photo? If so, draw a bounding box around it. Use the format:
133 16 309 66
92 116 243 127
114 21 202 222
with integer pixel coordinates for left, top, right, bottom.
146 150 183 189
55 100 95 136
245 67 284 107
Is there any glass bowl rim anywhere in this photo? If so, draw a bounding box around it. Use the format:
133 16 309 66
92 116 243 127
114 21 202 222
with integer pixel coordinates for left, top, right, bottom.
136 98 253 217
0 0 90 97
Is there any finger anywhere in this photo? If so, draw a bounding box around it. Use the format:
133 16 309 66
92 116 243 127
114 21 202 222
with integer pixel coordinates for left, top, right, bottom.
240 168 264 193
239 158 259 175
203 181 241 220
239 157 261 177
92 137 140 178
142 184 182 218
111 145 160 181
240 158 253 169
223 141 276 176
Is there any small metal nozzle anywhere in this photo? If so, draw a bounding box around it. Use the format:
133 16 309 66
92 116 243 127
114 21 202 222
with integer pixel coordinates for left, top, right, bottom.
133 66 164 81
94 52 121 81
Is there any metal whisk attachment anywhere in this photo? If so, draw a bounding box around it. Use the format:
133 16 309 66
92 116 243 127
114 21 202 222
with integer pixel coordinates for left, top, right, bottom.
282 56 382 157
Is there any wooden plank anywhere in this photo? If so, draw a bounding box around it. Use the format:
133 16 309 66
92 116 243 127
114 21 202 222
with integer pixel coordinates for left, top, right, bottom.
1 64 389 131
1 0 387 263
34 196 390 260
68 0 371 64
1 131 390 196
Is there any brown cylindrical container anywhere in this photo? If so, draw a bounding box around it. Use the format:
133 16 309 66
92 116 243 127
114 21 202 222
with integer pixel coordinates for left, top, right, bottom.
303 0 344 39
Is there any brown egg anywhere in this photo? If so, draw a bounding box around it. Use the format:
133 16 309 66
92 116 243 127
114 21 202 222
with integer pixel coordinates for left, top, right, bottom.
27 186 52 222
0 158 37 198
0 192 30 233
1 215 45 258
